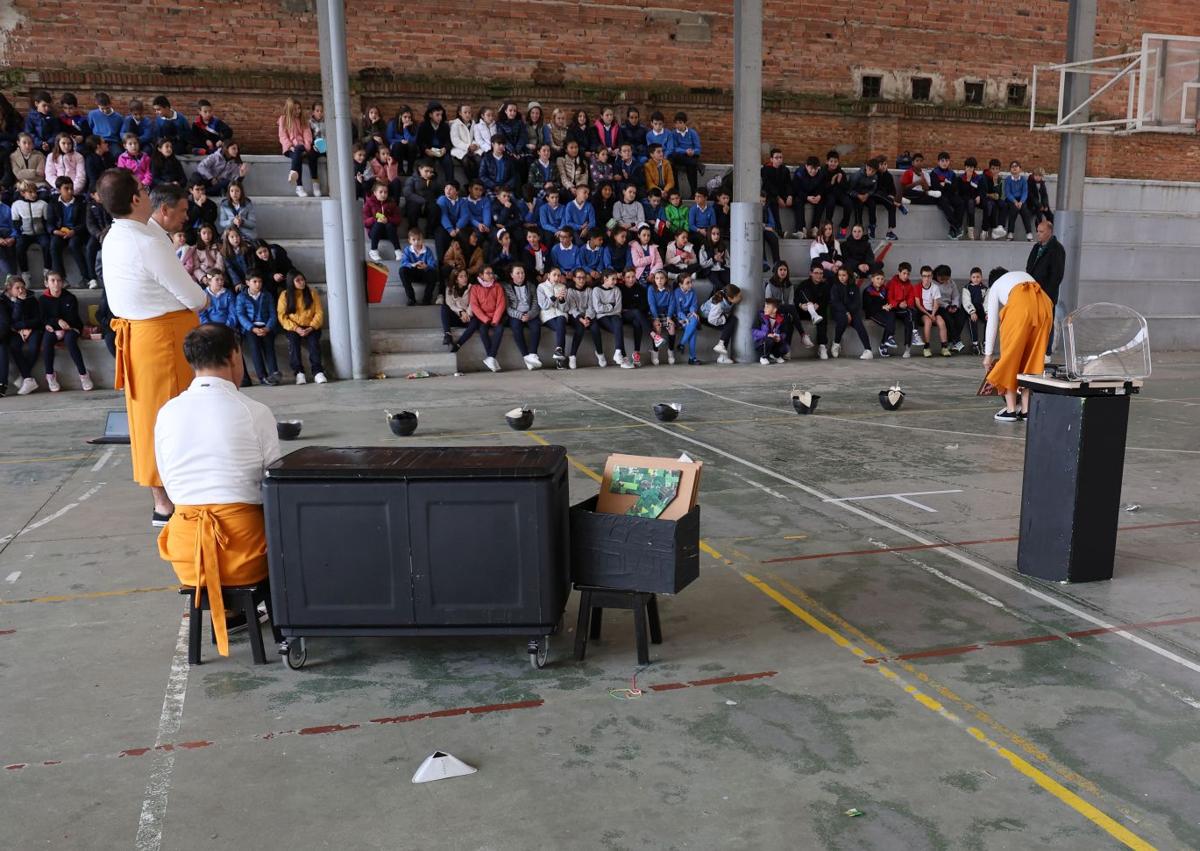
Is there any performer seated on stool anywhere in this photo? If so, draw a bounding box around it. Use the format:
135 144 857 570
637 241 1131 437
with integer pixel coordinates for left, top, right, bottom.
155 323 283 656
982 268 1053 423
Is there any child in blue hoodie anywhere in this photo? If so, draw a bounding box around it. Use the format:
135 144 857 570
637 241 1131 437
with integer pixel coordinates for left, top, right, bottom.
550 227 581 274
673 273 702 364
235 273 281 384
667 111 702 197
646 269 676 365
199 271 238 329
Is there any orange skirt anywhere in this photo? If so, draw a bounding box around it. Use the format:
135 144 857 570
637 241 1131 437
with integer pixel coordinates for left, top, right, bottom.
985 282 1053 394
158 503 269 657
111 310 198 487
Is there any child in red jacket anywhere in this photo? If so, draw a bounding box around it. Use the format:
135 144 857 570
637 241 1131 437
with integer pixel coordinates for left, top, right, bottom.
362 182 402 262
452 266 507 372
885 261 920 348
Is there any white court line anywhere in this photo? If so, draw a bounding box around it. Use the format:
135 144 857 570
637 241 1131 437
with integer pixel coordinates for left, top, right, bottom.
0 483 105 546
90 446 116 472
727 469 791 501
823 489 963 513
568 383 1200 680
5 571 20 584
134 615 191 851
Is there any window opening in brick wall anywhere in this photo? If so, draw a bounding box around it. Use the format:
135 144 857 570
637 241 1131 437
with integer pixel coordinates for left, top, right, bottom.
911 77 932 101
964 81 984 105
861 75 882 99
1007 83 1028 107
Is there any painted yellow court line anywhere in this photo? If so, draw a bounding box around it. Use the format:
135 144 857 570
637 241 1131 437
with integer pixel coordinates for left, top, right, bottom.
740 572 1155 851
0 453 92 466
0 586 177 606
450 414 795 440
526 432 603 482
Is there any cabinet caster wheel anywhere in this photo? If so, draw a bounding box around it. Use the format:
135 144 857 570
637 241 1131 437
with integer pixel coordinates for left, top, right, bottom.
528 636 549 669
282 638 307 670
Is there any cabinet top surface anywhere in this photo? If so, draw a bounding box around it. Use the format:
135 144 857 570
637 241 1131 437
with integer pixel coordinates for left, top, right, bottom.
265 445 567 480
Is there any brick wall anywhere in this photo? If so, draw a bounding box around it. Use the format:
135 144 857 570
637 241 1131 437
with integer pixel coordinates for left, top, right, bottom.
1 0 1197 180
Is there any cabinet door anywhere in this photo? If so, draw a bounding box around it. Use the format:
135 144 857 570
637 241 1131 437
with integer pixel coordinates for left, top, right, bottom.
273 481 414 626
408 480 543 626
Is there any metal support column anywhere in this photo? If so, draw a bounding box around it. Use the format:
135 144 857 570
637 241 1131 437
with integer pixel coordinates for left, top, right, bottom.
1054 0 1097 319
316 0 370 379
730 0 764 363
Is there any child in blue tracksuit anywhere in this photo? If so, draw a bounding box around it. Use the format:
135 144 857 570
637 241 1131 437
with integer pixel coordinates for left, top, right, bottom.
646 269 676 365
235 273 280 384
686 189 716 243
667 111 702 196
536 187 566 243
1002 161 1034 240
434 182 471 264
120 100 155 149
199 271 238 328
673 273 702 364
550 228 581 274
579 231 606 283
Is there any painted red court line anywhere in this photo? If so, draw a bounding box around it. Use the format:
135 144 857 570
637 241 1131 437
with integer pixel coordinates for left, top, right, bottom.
861 615 1200 664
5 673 776 773
762 519 1200 565
0 629 14 636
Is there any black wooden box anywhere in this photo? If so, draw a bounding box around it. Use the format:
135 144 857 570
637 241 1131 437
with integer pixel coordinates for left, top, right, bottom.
569 496 700 594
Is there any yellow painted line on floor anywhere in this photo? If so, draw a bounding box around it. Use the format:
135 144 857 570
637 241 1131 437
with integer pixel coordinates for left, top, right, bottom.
0 453 91 466
0 585 177 606
739 571 1155 851
525 432 602 482
448 414 797 440
783 534 809 541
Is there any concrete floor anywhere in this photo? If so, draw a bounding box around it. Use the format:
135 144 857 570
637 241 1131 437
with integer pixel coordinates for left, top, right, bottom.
2 353 1199 850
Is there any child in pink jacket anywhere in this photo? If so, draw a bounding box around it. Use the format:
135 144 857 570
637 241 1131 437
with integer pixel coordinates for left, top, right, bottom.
278 96 317 197
116 133 152 186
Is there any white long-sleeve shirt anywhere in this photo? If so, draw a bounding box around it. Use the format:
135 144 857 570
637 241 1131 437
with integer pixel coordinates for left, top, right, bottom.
155 376 282 506
102 218 207 320
450 118 474 160
984 270 1037 356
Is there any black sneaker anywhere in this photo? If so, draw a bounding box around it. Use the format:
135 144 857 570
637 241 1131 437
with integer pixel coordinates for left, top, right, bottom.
868 226 876 239
152 511 172 527
261 374 280 386
442 332 452 346
1016 411 1028 422
450 342 461 353
877 345 891 358
994 409 1021 423
0 383 6 398
883 337 897 349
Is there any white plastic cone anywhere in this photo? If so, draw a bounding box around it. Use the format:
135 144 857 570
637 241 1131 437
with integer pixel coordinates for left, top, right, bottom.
411 751 477 784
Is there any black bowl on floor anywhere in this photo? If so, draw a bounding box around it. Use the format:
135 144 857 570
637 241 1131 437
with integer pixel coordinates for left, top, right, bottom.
878 390 905 411
505 407 534 431
653 403 681 422
387 410 419 436
276 420 303 440
791 394 820 415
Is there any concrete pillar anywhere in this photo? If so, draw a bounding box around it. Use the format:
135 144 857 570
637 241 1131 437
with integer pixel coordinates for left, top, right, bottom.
316 0 371 379
1054 0 1097 318
730 0 764 363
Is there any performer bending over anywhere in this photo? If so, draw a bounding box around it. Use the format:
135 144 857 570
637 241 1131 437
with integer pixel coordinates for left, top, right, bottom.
982 268 1053 423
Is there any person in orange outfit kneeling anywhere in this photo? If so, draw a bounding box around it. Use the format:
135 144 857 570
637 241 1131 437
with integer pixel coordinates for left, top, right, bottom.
155 323 283 657
981 268 1053 423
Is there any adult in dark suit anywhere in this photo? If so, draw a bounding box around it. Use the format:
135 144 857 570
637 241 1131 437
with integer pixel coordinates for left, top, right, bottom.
1026 220 1066 357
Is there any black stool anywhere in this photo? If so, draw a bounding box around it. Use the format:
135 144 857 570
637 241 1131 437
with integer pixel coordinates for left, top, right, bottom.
573 586 663 665
178 582 280 665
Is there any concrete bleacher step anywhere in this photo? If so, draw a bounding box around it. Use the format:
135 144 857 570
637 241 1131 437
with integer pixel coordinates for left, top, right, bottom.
182 155 328 199
369 328 446 353
367 304 443 330
369 351 460 377
253 196 324 239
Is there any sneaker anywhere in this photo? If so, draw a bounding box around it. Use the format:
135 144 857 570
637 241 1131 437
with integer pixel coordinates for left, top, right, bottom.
596 354 607 368
523 353 538 370
971 343 981 355
313 372 328 384
650 332 663 349
87 278 99 289
1026 232 1034 242
667 350 676 365
1006 233 1014 241
650 351 659 366
1017 411 1028 422
368 249 382 262
295 373 307 385
923 348 932 359
152 511 173 528
994 408 1021 423
620 357 636 369
613 349 625 365
717 354 733 364
860 349 874 359
818 345 828 360
287 169 298 186
553 346 566 364
443 332 452 346
261 374 280 386
311 181 322 197
568 355 577 369
912 331 923 346
801 333 815 348
295 185 308 198
17 377 37 395
80 373 94 391
759 356 770 365
941 347 952 358
898 203 908 215
688 357 701 365
877 345 890 358
883 336 897 349
530 354 544 370
46 372 60 392
885 231 898 241
900 346 912 358
967 227 976 240
952 341 966 353
868 226 876 239
770 355 785 364
830 343 841 359
450 342 461 353
484 356 501 372
632 352 642 367
948 228 958 240
1044 353 1052 365
713 340 728 354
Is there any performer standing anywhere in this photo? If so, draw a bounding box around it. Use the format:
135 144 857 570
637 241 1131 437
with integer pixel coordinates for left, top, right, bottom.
156 323 282 656
982 268 1053 423
97 169 207 525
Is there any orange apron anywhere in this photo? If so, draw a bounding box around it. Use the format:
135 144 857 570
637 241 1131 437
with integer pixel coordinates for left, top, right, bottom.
985 281 1053 394
158 503 269 657
111 310 199 487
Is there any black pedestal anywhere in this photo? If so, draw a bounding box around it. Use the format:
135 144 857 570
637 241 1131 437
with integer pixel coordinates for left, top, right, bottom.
1016 377 1137 583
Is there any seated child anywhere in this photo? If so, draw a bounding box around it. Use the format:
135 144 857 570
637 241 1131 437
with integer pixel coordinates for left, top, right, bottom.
646 269 677 365
672 272 702 364
191 99 233 155
934 264 966 351
150 138 186 187
37 269 92 391
535 267 570 368
181 223 224 284
590 269 629 368
863 270 910 358
362 181 402 262
618 267 648 366
198 270 238 327
452 266 506 373
563 267 595 369
10 180 51 274
7 274 43 394
276 270 327 384
116 133 151 187
441 269 472 345
961 266 988 354
399 227 438 306
916 265 950 357
827 267 873 360
501 264 543 370
753 298 788 364
703 282 740 364
235 272 282 384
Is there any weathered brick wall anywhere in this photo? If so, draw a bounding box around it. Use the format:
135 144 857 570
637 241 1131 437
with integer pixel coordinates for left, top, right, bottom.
1 0 1196 180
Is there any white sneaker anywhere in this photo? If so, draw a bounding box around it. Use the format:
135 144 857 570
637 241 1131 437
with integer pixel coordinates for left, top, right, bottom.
17 377 37 395
801 333 815 348
807 307 823 324
952 341 966 352
484 356 501 372
912 332 923 346
46 372 61 392
288 169 298 186
87 278 99 290
1044 353 1052 364
713 340 728 354
818 345 828 360
667 350 676 365
368 249 382 262
717 354 733 364
313 372 328 384
613 349 625 365
770 355 785 364
531 355 544 370
523 353 538 370
901 348 911 358
650 351 659 366
311 181 322 197
759 356 770 366
295 185 308 198
295 373 307 385
79 373 94 391
620 358 636 369
859 349 873 360
830 343 841 358
568 355 577 369
596 354 607 368
1026 232 1034 242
